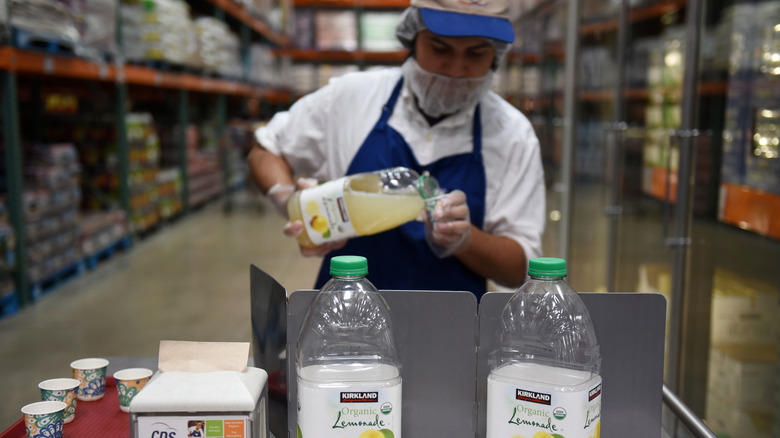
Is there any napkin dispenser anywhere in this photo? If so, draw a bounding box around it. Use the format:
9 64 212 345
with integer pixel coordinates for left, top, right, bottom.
129 341 268 438
130 368 268 438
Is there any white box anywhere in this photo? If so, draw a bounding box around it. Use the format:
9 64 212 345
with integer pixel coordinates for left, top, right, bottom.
130 368 268 438
710 271 779 345
707 344 776 409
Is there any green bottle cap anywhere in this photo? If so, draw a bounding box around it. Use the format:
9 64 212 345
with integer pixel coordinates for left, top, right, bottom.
528 257 567 277
330 255 368 276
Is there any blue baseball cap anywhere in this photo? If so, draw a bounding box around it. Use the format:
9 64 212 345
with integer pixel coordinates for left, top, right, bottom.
412 0 515 43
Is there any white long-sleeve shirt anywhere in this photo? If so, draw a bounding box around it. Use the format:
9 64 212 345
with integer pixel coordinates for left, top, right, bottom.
256 67 545 263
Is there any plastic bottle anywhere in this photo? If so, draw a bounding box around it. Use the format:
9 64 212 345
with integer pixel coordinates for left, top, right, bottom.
287 167 438 248
296 255 402 438
487 257 602 438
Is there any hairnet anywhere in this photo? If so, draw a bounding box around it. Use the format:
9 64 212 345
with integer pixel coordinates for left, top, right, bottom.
395 7 512 70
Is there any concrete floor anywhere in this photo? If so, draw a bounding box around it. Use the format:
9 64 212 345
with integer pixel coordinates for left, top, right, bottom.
0 194 321 432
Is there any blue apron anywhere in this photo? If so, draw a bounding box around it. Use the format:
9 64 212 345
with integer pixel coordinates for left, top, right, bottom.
314 78 488 298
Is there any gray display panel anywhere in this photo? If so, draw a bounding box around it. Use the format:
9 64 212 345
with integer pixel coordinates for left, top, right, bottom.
477 291 667 438
288 289 479 438
279 285 666 438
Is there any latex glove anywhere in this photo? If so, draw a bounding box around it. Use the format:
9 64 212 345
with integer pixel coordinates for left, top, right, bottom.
267 177 319 218
267 182 295 218
281 178 348 257
424 190 472 258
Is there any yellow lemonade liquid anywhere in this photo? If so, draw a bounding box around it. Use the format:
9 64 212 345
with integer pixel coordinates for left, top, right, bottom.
344 190 424 235
288 173 424 248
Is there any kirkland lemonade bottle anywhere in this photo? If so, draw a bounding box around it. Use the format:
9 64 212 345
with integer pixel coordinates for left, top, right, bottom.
287 167 438 248
297 255 401 438
487 258 602 438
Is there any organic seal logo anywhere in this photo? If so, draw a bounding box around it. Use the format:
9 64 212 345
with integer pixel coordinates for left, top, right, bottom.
459 0 489 6
553 407 567 420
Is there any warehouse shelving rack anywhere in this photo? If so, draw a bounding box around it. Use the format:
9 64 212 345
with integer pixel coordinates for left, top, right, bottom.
0 0 292 311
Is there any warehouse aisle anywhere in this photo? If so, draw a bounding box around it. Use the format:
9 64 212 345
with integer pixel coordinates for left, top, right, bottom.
0 193 322 430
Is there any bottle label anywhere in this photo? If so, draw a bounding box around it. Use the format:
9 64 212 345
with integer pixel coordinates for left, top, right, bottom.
486 375 602 438
297 381 402 438
299 177 357 245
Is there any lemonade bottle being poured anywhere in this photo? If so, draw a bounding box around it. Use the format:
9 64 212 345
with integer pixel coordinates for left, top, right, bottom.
487 258 602 438
287 167 438 248
296 255 402 438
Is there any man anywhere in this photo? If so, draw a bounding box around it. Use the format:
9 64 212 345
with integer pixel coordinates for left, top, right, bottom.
248 0 545 298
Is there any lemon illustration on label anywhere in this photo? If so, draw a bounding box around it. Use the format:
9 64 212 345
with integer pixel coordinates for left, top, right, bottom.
310 215 329 234
358 430 384 438
305 200 319 216
532 432 564 438
595 420 601 438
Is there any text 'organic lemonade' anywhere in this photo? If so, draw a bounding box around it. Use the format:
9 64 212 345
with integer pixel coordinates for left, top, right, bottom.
296 256 402 438
487 258 602 438
287 167 437 248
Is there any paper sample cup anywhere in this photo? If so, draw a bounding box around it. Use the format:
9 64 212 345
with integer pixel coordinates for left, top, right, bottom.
113 368 153 412
21 401 66 438
70 358 109 401
38 378 80 423
423 194 448 226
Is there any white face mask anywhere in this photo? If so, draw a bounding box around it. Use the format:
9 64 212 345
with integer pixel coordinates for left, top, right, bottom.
401 57 494 118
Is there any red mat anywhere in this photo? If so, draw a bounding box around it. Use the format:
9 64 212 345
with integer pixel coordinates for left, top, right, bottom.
1 377 130 438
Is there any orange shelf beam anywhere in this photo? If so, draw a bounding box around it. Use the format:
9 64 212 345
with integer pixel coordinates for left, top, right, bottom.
581 0 687 35
1 48 288 101
277 48 409 63
205 0 291 47
294 0 410 7
719 183 780 241
0 47 118 81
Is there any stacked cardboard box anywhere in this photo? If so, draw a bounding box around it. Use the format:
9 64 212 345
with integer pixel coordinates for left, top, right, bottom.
0 202 17 317
79 210 129 261
706 269 778 438
23 144 82 285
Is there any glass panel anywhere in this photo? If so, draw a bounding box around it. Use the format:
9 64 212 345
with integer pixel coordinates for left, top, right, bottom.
507 1 570 264
691 2 780 437
611 2 690 385
569 1 621 292
509 0 780 433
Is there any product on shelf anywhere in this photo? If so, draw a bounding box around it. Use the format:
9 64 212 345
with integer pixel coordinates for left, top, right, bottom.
579 46 615 91
705 269 778 438
718 2 780 240
0 200 17 317
121 0 198 66
22 144 83 286
155 168 182 219
291 64 317 95
194 17 243 78
314 10 357 51
359 11 403 52
293 9 314 49
79 210 129 259
124 113 164 232
641 26 685 202
183 124 224 208
75 0 117 60
8 0 81 49
219 124 253 191
249 44 290 88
